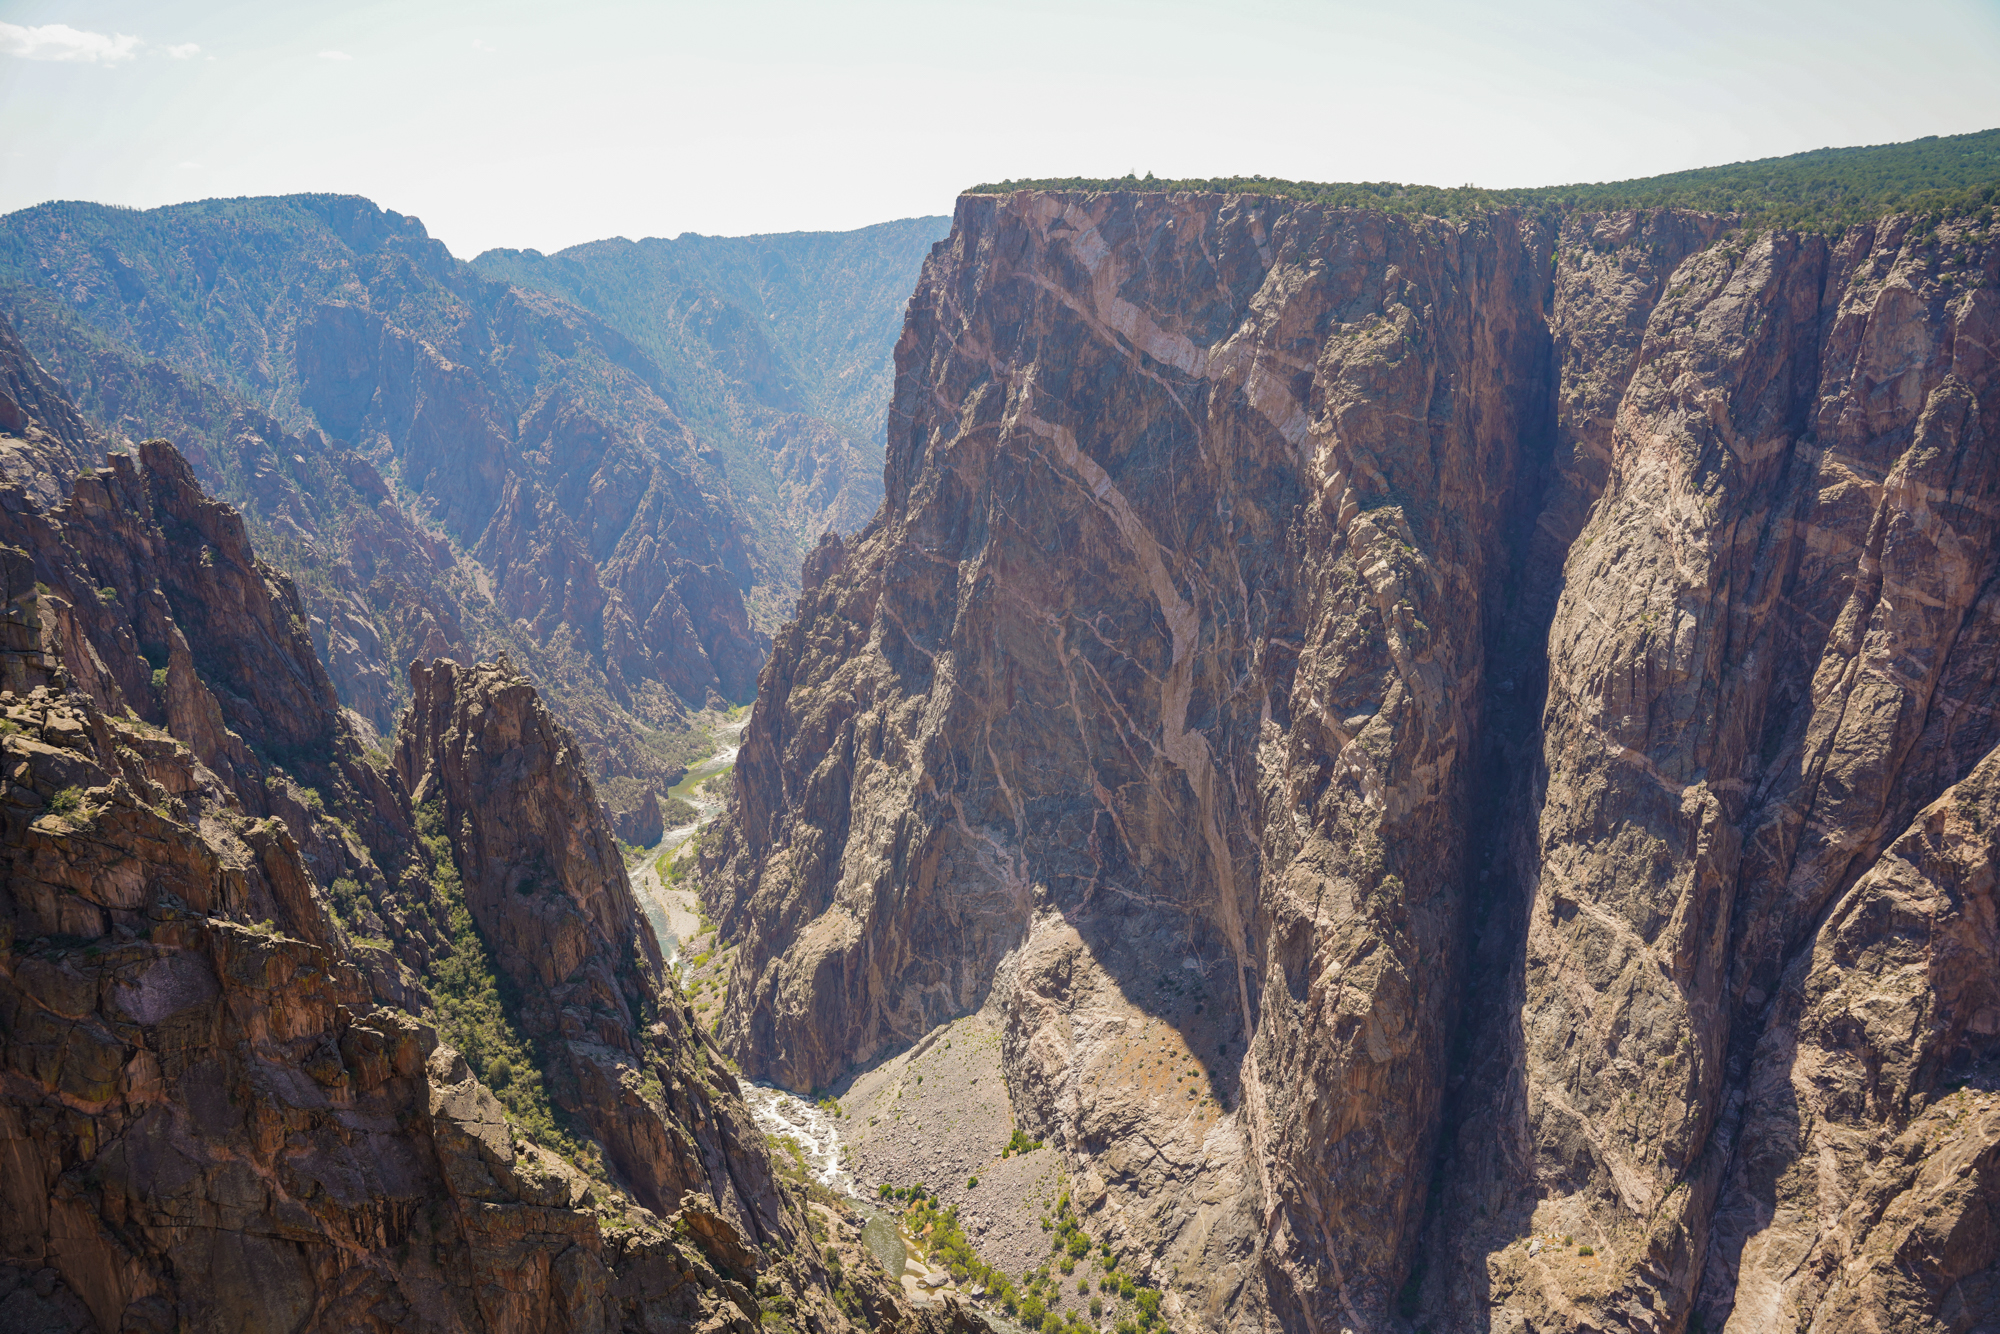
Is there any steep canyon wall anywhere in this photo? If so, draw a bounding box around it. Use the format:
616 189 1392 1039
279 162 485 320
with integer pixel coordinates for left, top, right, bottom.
0 197 944 841
702 190 2000 1333
0 322 963 1333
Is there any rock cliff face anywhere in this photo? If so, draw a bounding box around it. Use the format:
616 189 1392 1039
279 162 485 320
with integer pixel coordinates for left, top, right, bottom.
702 190 2000 1332
0 328 945 1333
395 658 791 1240
1456 209 2000 1334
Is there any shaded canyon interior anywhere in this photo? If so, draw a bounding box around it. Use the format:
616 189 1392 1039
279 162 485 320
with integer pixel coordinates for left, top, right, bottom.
0 317 979 1333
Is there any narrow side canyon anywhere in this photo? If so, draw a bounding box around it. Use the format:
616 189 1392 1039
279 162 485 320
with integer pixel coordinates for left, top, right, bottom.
701 190 2000 1333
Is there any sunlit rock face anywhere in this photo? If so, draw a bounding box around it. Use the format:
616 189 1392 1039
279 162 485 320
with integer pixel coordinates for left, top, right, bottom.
702 191 2000 1333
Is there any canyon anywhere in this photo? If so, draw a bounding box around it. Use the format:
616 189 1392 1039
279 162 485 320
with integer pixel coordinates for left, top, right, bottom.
4 128 2000 1334
699 183 2000 1334
0 317 975 1333
0 199 947 842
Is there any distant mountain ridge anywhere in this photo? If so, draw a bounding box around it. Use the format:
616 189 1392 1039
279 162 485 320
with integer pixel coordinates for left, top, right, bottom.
476 217 950 455
475 215 950 592
0 194 946 837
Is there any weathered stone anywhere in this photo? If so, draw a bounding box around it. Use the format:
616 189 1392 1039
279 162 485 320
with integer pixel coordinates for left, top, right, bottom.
0 320 941 1334
702 191 2000 1333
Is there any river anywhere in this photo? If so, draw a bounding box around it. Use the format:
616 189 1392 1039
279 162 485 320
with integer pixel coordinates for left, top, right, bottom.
628 715 746 971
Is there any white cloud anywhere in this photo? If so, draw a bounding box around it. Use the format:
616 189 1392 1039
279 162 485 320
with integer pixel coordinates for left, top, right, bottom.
317 49 351 61
472 38 496 53
164 42 200 60
0 22 140 64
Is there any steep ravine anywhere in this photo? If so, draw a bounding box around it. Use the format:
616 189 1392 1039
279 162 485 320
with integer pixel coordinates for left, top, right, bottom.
699 190 2000 1333
0 317 983 1334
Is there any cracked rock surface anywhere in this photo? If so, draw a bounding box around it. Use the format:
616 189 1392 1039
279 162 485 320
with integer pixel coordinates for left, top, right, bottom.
701 190 2000 1333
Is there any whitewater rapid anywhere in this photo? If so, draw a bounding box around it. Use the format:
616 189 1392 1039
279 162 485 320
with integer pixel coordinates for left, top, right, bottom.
740 1083 859 1198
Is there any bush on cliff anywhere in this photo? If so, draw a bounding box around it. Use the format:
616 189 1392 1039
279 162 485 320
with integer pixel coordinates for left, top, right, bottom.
969 127 2000 233
416 799 590 1164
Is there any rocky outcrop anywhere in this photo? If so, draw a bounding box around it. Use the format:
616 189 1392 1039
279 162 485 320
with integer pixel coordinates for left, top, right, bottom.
395 657 794 1246
1702 746 2000 1332
0 347 934 1331
702 189 2000 1332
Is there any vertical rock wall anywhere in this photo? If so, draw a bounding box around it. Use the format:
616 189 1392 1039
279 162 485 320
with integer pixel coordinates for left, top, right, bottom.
702 191 1561 1327
705 191 2000 1333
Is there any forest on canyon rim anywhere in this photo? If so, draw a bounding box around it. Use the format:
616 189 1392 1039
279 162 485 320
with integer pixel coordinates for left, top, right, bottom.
2 125 2000 1334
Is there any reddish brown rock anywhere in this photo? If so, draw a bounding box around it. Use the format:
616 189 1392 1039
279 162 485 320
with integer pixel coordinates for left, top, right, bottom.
0 338 936 1332
395 656 796 1243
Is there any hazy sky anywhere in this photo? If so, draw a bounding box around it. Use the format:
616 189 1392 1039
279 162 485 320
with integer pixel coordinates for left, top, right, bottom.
3 0 1997 258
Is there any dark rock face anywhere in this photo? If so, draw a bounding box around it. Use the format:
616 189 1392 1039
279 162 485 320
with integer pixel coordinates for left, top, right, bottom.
395 658 791 1244
705 190 1565 1328
1456 211 2000 1334
702 190 2000 1332
0 338 924 1332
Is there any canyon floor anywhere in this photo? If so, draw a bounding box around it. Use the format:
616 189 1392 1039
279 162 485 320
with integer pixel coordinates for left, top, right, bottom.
629 711 748 977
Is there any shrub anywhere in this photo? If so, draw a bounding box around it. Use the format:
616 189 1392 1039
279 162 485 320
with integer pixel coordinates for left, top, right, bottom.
767 1133 810 1185
48 786 83 817
967 128 2000 236
1004 1127 1043 1156
1578 1244 1595 1256
415 800 586 1164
